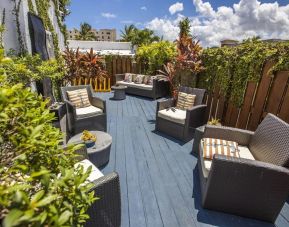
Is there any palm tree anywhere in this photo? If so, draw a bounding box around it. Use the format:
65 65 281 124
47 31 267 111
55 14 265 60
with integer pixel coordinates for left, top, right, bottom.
134 29 160 46
121 24 160 46
120 24 137 42
76 22 96 41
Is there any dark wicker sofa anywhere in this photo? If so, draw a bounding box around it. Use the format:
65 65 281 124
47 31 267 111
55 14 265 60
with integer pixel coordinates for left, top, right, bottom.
115 74 169 99
197 113 289 223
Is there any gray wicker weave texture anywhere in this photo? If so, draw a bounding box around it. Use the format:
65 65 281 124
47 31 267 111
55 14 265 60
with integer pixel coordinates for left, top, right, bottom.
249 113 289 167
85 172 121 227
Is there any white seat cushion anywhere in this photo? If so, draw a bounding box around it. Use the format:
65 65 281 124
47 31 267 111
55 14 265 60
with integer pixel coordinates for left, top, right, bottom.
76 105 103 118
116 81 153 91
74 159 104 183
200 145 255 178
158 108 187 125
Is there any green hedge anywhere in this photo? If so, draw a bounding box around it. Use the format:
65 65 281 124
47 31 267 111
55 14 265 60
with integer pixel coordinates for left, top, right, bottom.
136 41 177 74
199 39 289 106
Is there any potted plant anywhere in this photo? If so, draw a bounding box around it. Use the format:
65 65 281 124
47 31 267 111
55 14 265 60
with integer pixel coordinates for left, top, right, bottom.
208 118 222 126
81 130 97 148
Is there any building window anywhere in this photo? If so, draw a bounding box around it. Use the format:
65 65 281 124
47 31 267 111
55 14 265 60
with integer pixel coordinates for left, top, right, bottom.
107 32 110 35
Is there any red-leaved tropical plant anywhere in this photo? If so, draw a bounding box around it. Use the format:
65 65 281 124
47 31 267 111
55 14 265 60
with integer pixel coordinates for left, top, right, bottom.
62 47 83 84
62 48 110 83
176 36 204 73
160 17 204 97
175 17 204 74
158 62 178 98
81 48 109 80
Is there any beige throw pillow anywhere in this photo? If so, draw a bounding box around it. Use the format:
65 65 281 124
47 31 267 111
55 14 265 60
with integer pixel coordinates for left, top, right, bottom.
134 74 145 84
124 73 135 83
67 89 90 108
176 92 196 110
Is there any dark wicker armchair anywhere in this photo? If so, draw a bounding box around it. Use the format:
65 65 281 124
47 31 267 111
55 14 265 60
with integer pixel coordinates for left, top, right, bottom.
74 146 121 227
155 86 207 142
61 85 107 135
197 113 289 223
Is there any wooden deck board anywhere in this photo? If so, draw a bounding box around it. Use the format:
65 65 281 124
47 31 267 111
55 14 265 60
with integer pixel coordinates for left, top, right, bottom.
98 93 289 227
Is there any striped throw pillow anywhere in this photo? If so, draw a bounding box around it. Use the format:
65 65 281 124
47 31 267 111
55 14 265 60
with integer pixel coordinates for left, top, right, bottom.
202 138 240 160
66 89 90 108
176 92 196 110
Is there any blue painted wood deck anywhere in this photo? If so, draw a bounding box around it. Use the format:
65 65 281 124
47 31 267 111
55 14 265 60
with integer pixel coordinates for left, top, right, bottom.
98 92 289 227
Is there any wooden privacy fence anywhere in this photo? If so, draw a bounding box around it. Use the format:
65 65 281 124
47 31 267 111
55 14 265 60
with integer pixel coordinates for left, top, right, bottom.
204 61 289 131
69 56 142 91
105 56 144 85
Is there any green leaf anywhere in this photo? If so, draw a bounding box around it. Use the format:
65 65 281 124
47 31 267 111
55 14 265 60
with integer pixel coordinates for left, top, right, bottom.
18 209 35 222
58 210 72 225
35 195 58 207
30 190 45 204
30 169 50 178
3 209 23 227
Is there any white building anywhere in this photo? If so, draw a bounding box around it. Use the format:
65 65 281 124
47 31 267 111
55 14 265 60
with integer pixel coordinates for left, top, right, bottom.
68 28 117 42
68 40 136 56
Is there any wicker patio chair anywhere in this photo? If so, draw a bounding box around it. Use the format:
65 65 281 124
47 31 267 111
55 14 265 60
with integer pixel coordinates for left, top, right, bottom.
74 146 121 227
61 85 107 135
155 86 207 142
197 113 289 223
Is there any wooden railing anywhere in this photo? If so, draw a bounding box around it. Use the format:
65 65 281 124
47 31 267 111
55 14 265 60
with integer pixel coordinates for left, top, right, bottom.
203 61 289 131
72 77 111 92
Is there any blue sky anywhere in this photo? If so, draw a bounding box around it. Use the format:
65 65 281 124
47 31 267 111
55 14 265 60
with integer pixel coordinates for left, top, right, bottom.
66 0 287 30
66 0 289 46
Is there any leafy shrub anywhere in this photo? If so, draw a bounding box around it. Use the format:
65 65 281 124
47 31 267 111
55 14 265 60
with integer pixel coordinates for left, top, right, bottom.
136 41 177 74
199 39 289 106
0 54 65 85
0 60 95 226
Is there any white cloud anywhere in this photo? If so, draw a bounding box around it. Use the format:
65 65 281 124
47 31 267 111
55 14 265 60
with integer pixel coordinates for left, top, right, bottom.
141 6 147 11
146 0 289 47
101 13 116 19
147 14 185 40
169 2 184 15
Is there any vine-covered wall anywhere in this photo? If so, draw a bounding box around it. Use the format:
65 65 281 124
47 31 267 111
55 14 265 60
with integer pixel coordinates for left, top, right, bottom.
198 39 289 107
0 0 69 58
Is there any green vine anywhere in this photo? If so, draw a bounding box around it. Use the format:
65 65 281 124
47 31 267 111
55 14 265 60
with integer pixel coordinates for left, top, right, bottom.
27 0 35 14
199 39 289 107
12 0 27 56
0 9 5 49
52 0 69 46
34 0 60 59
